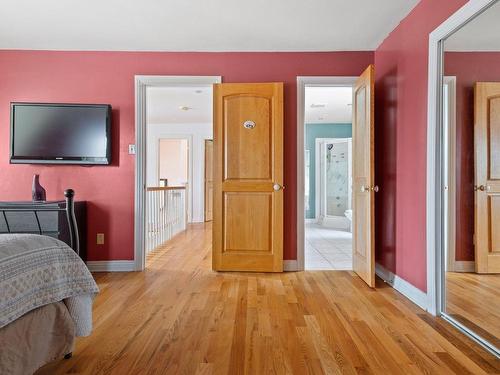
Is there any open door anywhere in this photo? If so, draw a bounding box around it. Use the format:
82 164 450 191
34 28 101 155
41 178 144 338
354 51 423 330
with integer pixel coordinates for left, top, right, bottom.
212 83 284 272
352 65 376 287
204 139 213 222
474 82 500 273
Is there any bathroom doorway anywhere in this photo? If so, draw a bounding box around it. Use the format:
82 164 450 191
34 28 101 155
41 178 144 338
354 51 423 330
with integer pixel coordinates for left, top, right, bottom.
299 80 355 270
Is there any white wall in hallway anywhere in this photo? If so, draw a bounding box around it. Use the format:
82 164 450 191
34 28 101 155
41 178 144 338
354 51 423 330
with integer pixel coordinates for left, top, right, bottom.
158 138 189 186
147 123 212 223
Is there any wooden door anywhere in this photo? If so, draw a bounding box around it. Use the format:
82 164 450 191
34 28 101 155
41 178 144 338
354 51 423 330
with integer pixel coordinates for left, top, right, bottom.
474 82 500 273
204 140 214 222
352 65 376 287
213 83 283 272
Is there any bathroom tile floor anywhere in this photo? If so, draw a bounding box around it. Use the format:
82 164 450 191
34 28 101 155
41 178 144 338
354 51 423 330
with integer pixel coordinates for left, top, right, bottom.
305 223 353 270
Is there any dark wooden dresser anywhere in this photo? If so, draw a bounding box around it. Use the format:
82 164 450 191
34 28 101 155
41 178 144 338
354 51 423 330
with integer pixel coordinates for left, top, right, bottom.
0 200 87 261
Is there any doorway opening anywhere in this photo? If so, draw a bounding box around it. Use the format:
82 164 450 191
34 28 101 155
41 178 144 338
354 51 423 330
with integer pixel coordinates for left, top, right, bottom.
297 77 357 271
300 80 356 270
134 76 221 271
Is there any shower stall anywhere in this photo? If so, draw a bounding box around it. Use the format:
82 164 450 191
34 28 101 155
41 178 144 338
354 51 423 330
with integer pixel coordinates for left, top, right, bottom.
315 138 352 231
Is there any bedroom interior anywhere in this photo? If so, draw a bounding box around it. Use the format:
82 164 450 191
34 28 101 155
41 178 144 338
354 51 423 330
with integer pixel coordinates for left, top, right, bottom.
0 0 499 374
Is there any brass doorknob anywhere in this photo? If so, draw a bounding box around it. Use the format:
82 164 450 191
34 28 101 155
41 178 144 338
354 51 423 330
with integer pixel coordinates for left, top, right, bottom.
273 183 284 191
360 185 379 193
475 185 490 191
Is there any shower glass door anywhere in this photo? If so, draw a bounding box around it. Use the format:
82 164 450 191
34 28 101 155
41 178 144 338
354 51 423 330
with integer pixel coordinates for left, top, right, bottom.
316 138 352 227
325 141 350 217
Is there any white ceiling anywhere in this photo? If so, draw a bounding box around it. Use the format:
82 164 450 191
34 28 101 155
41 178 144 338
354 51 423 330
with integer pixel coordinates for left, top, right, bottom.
0 0 418 51
445 1 500 52
147 86 212 124
305 86 353 124
147 85 353 125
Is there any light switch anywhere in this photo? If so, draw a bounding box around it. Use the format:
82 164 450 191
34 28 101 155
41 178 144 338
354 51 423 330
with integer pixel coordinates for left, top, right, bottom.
96 233 105 245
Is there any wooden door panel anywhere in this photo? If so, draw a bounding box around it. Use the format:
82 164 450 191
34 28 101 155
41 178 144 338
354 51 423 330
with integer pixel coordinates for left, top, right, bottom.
488 97 500 179
489 196 500 256
224 96 272 181
224 193 272 252
475 83 500 273
205 140 214 222
205 185 213 221
355 86 368 176
213 83 283 272
352 65 375 287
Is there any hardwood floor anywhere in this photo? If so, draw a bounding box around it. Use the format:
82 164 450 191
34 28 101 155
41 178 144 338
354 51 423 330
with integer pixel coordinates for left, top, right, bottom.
38 223 500 374
446 272 500 348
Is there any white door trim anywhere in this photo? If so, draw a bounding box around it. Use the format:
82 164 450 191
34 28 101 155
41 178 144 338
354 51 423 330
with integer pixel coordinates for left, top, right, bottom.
426 0 497 315
297 76 357 271
134 75 221 271
442 76 462 273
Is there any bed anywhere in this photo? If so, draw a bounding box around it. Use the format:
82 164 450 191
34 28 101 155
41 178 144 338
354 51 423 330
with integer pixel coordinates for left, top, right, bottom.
0 190 98 375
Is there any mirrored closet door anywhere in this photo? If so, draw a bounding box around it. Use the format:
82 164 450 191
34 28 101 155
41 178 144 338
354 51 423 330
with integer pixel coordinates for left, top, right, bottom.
441 0 500 355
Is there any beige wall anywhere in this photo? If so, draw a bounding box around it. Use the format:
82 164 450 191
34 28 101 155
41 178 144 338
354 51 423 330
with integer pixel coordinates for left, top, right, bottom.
158 139 188 187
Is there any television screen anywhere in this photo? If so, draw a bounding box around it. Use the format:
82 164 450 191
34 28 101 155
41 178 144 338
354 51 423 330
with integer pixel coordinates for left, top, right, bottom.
10 103 111 165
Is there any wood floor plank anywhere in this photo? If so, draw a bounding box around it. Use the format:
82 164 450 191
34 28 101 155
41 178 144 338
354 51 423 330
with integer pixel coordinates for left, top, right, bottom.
36 223 500 375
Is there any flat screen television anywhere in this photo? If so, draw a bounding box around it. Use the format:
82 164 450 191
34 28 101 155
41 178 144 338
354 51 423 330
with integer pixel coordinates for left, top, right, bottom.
10 103 112 165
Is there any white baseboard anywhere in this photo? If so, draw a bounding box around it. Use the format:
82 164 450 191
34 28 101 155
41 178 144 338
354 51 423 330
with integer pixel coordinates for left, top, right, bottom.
375 263 428 312
86 260 136 272
284 260 299 271
451 261 475 272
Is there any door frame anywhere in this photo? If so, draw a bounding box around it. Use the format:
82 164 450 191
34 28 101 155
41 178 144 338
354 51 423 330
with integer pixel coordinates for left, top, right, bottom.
427 0 499 357
297 76 357 271
134 75 221 271
441 76 472 273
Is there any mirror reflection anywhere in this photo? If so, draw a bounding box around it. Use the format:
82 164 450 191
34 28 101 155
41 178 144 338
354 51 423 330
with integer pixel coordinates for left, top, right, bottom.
443 0 500 352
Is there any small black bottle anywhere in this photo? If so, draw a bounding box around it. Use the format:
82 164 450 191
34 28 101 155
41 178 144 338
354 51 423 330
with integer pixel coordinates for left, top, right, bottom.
32 174 47 202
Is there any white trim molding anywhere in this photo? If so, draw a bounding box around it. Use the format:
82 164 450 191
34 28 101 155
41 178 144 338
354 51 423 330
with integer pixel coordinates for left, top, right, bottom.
284 260 299 272
135 75 222 272
426 0 497 316
86 261 136 272
376 263 429 311
296 76 357 271
453 261 475 273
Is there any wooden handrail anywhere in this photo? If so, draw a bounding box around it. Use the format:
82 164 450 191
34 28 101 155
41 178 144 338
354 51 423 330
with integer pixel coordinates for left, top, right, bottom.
147 186 186 192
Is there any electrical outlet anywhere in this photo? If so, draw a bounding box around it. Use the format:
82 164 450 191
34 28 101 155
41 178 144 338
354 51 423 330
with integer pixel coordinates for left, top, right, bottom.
96 233 105 245
128 144 136 155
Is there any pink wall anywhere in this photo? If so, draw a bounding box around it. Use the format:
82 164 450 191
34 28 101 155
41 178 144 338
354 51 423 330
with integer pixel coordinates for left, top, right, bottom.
444 52 500 262
0 51 373 261
374 0 467 292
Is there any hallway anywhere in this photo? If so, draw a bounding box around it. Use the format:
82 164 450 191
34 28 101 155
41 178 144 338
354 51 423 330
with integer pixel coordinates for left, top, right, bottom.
38 224 500 374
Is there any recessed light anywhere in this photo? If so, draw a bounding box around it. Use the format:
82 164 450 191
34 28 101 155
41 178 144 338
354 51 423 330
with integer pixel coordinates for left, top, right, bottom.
195 90 203 94
311 103 326 108
179 106 191 111
347 103 352 106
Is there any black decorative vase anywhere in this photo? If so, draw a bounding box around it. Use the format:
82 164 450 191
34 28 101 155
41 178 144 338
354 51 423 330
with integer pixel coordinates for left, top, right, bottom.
32 174 47 202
